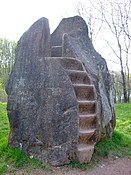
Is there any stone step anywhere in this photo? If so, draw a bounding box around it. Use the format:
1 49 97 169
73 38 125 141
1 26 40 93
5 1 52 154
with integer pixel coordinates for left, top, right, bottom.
56 56 98 163
66 70 91 84
51 46 62 57
79 114 97 129
79 129 96 143
58 57 84 70
76 144 94 163
73 84 96 100
78 100 96 114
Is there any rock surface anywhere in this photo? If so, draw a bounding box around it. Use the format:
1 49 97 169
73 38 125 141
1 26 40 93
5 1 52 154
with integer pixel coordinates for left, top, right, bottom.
6 16 116 166
6 17 79 166
51 16 116 139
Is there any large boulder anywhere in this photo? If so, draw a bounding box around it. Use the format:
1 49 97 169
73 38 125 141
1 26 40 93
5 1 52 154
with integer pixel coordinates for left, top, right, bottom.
6 16 116 166
6 17 79 166
51 16 116 138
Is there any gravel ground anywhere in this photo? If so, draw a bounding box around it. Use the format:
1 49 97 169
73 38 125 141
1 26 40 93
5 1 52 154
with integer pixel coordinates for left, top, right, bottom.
4 157 131 175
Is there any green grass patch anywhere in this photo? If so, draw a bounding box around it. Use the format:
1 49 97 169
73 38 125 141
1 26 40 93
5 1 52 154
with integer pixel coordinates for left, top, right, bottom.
115 103 131 136
94 103 131 158
0 102 51 174
95 131 131 157
68 160 91 170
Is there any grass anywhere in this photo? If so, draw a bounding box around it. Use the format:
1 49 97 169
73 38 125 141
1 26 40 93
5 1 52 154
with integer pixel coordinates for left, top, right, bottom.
115 103 131 136
0 102 51 175
94 103 131 158
0 102 131 173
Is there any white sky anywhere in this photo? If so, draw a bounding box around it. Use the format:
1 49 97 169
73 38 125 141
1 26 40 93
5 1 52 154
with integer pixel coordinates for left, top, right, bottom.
0 0 130 72
0 0 77 40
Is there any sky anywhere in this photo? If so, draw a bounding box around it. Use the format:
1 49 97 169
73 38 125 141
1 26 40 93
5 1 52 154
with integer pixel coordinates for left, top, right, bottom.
0 0 77 40
0 0 130 72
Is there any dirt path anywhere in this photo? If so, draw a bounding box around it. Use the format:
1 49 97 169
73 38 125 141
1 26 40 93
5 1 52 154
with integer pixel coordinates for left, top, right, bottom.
5 157 131 175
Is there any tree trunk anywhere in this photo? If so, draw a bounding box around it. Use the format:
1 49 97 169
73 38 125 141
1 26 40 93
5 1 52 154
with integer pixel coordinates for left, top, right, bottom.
118 41 127 103
121 70 127 103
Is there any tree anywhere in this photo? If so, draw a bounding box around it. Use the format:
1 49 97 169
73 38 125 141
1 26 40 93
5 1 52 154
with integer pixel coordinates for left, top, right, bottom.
111 71 131 102
99 0 131 102
75 0 104 43
0 38 16 87
76 0 131 102
111 71 124 102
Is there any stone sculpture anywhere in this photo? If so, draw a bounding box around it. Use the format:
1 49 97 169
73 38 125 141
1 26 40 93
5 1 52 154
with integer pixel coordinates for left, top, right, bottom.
6 16 116 166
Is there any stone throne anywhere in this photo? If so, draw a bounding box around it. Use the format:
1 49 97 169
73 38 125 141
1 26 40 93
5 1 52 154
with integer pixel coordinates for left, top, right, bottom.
6 16 116 166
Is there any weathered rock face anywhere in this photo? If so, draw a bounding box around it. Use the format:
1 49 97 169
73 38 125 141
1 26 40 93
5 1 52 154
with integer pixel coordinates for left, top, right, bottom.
6 17 79 166
51 16 116 138
6 16 116 166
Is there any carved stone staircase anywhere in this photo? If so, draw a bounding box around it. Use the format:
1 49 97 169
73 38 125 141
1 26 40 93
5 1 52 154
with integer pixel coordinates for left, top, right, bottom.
51 47 99 163
58 57 99 163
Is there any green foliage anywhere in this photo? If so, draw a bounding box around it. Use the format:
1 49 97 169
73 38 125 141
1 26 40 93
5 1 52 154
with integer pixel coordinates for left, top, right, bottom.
0 102 51 174
0 38 17 87
110 71 131 103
